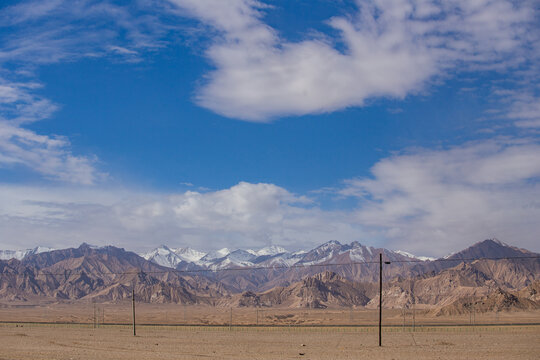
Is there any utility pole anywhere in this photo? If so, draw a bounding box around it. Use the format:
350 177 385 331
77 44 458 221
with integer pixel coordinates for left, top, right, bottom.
229 307 233 331
132 286 136 336
379 253 382 347
411 281 416 332
378 254 391 346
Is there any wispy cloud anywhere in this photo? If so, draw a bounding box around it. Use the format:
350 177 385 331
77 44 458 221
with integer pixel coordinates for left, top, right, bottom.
0 0 175 64
166 0 538 121
507 93 540 128
0 121 104 184
0 0 178 184
0 78 105 184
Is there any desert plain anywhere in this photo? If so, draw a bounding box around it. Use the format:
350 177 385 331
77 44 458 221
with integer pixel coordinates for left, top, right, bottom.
1 303 539 359
1 323 539 360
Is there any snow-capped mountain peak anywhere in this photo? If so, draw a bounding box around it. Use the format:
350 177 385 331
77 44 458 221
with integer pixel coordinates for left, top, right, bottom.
201 248 231 262
174 247 207 263
254 245 287 256
141 245 184 268
395 250 435 261
0 246 55 261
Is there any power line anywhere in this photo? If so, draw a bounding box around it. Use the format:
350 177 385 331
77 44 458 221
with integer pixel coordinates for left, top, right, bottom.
1 255 538 277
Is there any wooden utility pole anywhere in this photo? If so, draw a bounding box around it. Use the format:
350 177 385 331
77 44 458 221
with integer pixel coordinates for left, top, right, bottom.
411 281 416 332
132 286 136 336
229 307 232 331
379 253 382 347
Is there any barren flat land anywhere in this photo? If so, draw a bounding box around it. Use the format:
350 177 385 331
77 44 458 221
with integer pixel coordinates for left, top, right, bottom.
1 324 539 360
1 304 539 359
2 302 540 326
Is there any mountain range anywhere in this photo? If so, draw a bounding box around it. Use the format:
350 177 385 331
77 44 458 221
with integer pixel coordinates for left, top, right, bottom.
0 239 538 313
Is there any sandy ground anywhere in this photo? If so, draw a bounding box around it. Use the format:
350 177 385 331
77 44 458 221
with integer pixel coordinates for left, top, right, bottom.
0 324 539 360
1 302 539 326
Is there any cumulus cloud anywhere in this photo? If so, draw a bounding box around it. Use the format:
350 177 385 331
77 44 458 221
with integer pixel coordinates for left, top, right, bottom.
167 0 537 121
1 140 540 257
341 138 540 256
0 182 364 252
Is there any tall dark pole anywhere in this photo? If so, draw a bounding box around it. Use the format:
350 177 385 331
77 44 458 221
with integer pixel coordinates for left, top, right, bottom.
379 253 382 347
132 286 136 336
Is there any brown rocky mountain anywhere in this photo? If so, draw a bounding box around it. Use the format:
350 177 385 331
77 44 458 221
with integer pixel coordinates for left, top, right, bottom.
366 257 540 310
445 239 534 261
0 240 538 312
211 242 422 293
434 283 540 316
193 239 539 293
220 263 539 312
0 244 229 303
222 271 373 309
409 239 538 275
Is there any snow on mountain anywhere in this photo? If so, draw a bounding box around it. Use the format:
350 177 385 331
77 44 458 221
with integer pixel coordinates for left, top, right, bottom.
208 249 259 269
139 241 435 270
0 249 28 261
395 250 435 261
348 246 367 262
252 245 287 257
0 246 54 261
298 240 343 265
141 245 184 268
201 248 231 262
260 250 307 267
174 247 207 263
227 249 257 264
443 239 535 260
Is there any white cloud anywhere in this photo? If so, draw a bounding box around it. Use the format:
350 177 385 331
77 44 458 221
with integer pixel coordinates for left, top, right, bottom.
507 94 540 128
341 138 540 256
0 0 174 64
0 122 103 184
1 140 539 257
0 182 364 252
0 79 105 184
167 0 537 121
0 0 175 183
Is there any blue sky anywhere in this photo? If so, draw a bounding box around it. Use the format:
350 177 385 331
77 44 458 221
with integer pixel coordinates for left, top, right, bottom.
0 0 539 256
